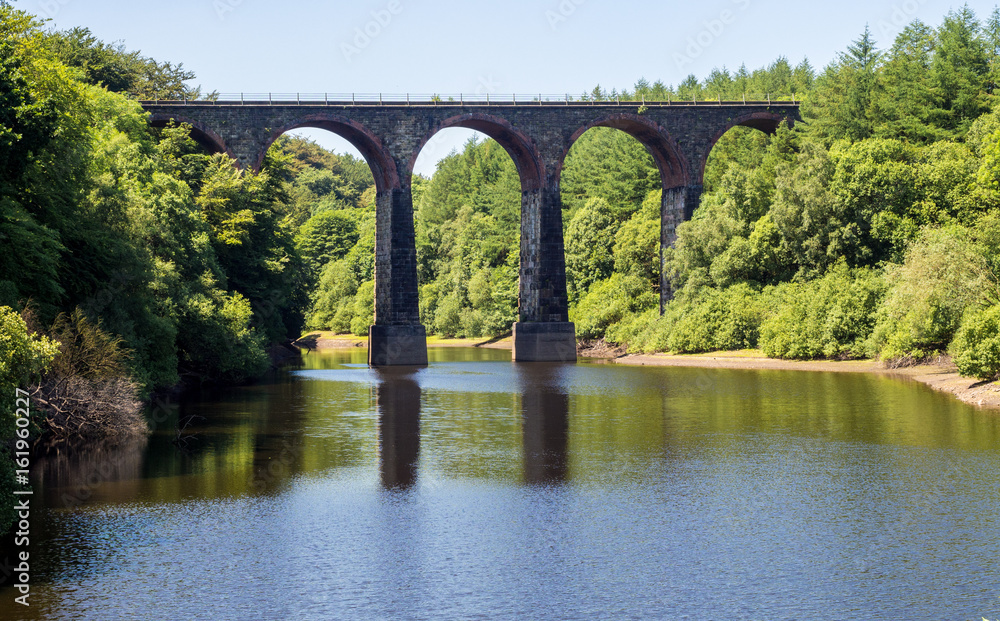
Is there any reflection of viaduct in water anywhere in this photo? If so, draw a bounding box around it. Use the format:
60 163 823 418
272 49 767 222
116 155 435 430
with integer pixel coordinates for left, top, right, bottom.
518 364 570 485
374 364 572 489
142 98 799 367
375 370 421 489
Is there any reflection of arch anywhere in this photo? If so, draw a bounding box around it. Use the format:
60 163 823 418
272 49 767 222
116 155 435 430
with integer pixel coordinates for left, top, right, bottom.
560 114 690 189
406 113 543 191
700 112 788 182
260 114 398 192
148 113 231 158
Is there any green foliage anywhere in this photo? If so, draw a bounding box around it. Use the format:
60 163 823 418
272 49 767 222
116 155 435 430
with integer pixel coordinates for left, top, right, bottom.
613 191 661 289
931 6 991 134
45 27 210 100
951 304 1000 379
759 263 886 359
176 291 269 383
658 284 770 353
0 306 58 533
565 197 620 303
607 285 771 355
0 7 303 393
571 273 658 340
561 128 659 218
805 26 881 142
295 210 360 276
871 225 997 361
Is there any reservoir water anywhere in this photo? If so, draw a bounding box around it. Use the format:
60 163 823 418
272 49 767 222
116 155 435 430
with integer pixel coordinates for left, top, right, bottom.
3 348 1000 620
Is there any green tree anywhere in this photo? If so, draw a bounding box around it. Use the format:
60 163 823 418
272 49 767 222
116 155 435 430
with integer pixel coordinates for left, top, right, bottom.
931 6 991 134
565 197 620 303
873 21 946 143
806 26 882 142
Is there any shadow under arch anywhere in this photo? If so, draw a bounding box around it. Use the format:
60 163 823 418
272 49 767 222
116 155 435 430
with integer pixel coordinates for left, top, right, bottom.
699 111 789 184
258 114 399 193
406 113 544 191
148 113 232 158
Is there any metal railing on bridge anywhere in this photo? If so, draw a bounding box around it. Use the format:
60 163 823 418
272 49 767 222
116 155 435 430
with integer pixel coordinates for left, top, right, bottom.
139 93 799 106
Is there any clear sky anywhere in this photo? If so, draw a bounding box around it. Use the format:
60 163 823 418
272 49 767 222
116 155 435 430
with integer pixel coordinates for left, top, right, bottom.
22 0 982 175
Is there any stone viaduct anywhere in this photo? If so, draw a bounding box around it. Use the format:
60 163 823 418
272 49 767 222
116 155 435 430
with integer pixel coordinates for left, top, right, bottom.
140 97 800 366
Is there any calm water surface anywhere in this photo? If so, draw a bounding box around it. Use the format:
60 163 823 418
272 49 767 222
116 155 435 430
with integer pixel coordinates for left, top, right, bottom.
3 348 1000 620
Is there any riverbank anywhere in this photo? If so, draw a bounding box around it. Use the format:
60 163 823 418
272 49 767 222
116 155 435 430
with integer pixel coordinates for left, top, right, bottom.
294 332 1000 410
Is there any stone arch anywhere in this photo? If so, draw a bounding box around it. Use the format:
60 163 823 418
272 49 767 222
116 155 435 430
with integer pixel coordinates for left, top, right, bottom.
700 111 790 183
559 113 691 190
258 114 399 193
148 113 231 158
406 113 543 192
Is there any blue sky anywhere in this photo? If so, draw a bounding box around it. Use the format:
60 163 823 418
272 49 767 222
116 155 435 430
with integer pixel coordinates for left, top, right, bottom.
25 0 982 175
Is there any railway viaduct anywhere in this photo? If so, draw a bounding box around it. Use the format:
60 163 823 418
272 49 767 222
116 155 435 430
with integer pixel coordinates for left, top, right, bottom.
141 96 800 366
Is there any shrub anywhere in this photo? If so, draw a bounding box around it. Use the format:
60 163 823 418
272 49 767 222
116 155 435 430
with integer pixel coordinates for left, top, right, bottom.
0 306 58 532
571 273 658 340
663 283 769 353
871 226 994 361
951 305 1000 380
760 263 886 359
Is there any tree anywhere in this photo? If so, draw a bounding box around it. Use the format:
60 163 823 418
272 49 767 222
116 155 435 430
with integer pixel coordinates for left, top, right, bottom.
873 21 946 142
295 210 360 277
931 6 990 134
564 198 619 303
806 27 882 142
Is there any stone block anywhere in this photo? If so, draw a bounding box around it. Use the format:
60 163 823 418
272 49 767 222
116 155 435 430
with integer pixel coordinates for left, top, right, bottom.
369 324 428 367
512 322 577 363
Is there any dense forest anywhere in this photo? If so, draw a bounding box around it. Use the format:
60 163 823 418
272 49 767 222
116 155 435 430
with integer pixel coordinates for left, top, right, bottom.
4 4 1000 525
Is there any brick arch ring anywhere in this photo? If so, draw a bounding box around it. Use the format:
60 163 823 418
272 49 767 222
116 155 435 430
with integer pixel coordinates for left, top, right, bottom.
259 114 399 193
559 113 692 190
406 113 544 193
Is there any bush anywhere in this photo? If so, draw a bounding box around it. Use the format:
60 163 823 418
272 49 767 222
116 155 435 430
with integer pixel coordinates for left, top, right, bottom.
176 292 268 383
349 280 374 336
871 225 993 361
951 305 1000 380
571 273 658 340
305 259 359 332
760 263 886 359
660 283 769 353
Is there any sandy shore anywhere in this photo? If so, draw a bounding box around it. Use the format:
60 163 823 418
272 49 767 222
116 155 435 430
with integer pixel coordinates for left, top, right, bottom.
615 352 1000 410
296 333 1000 410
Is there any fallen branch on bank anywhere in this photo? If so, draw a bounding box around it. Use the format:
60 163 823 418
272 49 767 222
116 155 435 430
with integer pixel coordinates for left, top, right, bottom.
30 375 147 446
